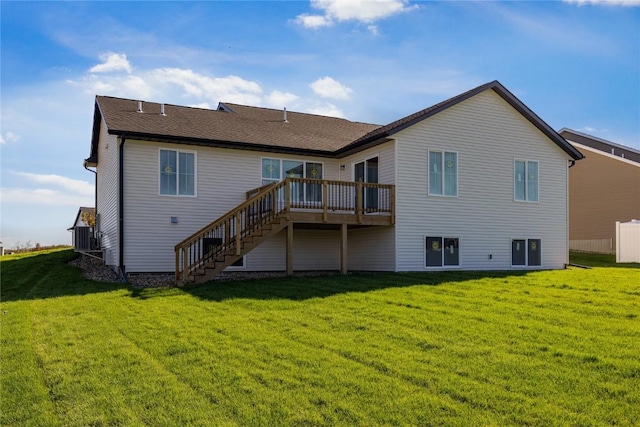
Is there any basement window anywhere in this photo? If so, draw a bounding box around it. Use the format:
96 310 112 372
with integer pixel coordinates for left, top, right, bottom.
426 237 459 267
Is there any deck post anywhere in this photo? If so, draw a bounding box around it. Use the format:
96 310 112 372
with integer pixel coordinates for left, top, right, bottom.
175 247 180 283
322 180 328 222
182 247 188 284
340 223 348 274
286 223 294 276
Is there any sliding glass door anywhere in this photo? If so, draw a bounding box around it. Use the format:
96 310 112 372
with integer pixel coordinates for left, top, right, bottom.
354 157 379 211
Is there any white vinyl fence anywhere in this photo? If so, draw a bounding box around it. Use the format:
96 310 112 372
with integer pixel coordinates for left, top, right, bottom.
616 220 640 263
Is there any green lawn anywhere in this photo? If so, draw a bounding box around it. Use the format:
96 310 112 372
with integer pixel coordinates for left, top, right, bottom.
1 249 638 426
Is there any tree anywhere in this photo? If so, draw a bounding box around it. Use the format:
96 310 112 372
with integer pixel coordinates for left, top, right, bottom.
81 211 96 227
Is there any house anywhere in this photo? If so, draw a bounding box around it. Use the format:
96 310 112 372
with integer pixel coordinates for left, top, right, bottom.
68 207 100 254
559 129 640 254
82 80 583 284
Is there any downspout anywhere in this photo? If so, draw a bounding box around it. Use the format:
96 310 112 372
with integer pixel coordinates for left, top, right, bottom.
84 164 97 220
119 136 127 281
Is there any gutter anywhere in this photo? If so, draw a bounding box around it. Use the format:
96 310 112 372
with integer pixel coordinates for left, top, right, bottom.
119 136 126 279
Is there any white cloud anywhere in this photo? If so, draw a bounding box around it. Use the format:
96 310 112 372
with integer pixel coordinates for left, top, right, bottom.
264 90 299 108
0 188 92 207
563 0 640 5
89 52 132 74
152 68 264 105
68 74 154 99
579 126 610 134
0 131 20 145
188 102 212 109
295 14 334 29
13 172 94 197
305 102 345 118
310 76 354 100
295 0 417 29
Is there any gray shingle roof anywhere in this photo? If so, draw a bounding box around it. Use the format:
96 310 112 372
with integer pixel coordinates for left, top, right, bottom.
93 96 379 154
86 80 583 165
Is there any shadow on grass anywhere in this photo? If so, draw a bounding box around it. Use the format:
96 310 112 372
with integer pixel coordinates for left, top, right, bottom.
8 249 628 304
0 249 129 303
153 270 532 302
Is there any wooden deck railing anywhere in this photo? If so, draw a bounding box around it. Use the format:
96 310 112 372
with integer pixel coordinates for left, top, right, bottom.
175 178 395 283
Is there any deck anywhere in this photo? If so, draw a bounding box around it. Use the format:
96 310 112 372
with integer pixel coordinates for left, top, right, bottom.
175 178 395 284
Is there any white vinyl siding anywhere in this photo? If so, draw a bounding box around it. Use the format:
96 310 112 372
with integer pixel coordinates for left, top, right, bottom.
394 90 570 271
347 226 396 271
122 140 340 272
340 141 397 272
95 119 120 270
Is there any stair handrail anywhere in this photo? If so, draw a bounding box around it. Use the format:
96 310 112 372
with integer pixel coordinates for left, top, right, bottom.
175 180 287 282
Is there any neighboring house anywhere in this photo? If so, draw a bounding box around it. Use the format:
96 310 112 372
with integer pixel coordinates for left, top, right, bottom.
559 128 640 254
82 80 583 284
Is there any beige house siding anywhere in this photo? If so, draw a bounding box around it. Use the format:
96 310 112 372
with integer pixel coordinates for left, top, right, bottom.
95 119 120 269
245 229 341 271
339 140 397 271
122 139 342 272
394 90 570 271
568 143 640 250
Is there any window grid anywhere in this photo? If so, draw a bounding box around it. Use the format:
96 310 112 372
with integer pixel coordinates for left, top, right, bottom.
160 149 196 196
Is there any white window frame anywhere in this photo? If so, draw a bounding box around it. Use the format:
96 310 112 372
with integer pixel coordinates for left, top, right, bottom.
428 150 458 197
510 237 542 267
261 157 324 205
260 157 325 183
514 159 539 203
350 153 380 181
158 148 197 197
424 236 461 269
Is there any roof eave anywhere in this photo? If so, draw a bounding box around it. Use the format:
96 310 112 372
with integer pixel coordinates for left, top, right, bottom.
106 130 339 158
339 81 584 161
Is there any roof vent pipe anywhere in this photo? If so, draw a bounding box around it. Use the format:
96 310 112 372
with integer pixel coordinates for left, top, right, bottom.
283 107 288 123
137 101 143 113
160 103 166 116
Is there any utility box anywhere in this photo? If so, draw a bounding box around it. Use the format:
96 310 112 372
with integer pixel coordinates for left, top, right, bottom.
616 220 640 263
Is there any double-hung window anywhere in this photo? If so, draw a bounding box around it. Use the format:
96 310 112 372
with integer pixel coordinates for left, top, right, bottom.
514 160 538 202
160 149 195 196
426 237 460 267
429 151 457 196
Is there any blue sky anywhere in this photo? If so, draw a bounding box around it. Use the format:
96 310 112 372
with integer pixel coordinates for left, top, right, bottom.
1 0 639 249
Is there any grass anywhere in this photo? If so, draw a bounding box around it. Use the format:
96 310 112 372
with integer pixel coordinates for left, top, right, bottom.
1 249 638 426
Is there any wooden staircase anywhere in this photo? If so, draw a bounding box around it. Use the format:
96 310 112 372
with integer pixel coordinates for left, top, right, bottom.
175 177 395 285
175 181 289 285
